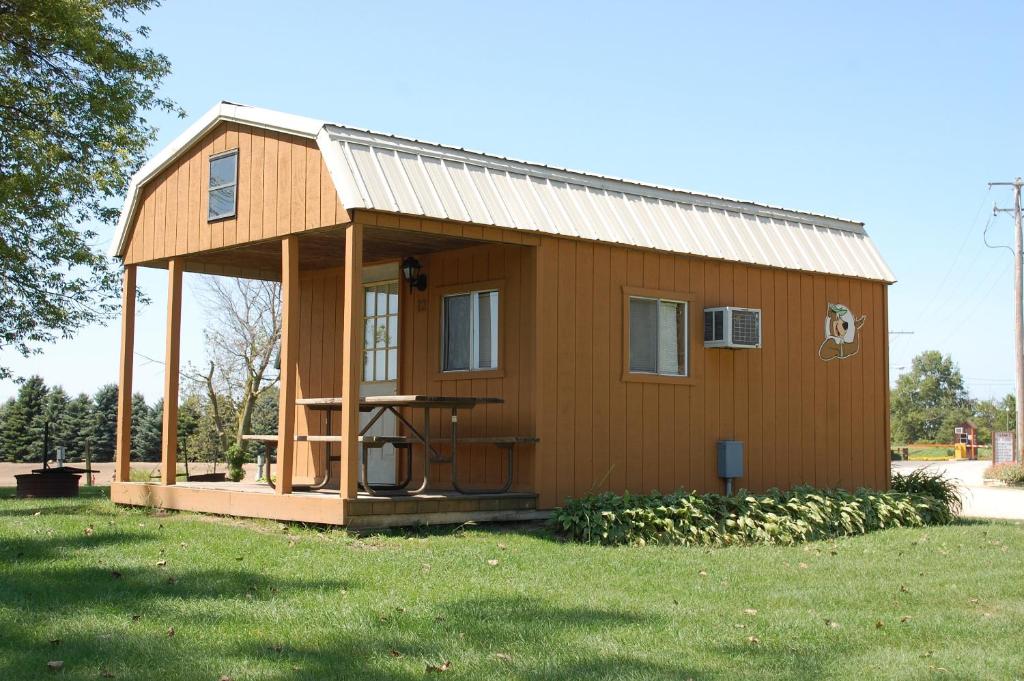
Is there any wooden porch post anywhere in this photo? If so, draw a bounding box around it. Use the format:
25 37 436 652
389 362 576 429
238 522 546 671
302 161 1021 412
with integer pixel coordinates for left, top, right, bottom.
160 258 183 485
114 265 137 483
339 223 363 499
276 237 300 494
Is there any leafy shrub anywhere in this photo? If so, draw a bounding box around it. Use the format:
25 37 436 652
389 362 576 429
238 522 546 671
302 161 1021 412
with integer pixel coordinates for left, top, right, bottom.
891 469 962 515
226 444 246 483
984 463 1024 486
551 486 955 546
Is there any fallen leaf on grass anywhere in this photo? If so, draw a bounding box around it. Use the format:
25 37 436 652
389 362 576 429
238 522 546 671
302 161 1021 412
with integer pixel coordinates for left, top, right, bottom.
743 608 757 616
875 620 884 629
46 660 63 671
155 560 166 567
900 615 912 623
497 543 508 550
734 623 746 629
746 636 761 646
166 627 175 637
33 511 41 516
968 598 979 604
487 559 499 567
698 570 708 576
798 562 809 569
131 614 141 622
426 660 452 672
495 653 512 662
824 619 840 629
218 676 233 681
84 527 94 536
899 584 910 593
388 650 402 657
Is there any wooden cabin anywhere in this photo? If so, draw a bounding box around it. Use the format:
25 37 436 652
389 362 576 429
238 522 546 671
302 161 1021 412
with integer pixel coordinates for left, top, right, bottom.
110 102 895 527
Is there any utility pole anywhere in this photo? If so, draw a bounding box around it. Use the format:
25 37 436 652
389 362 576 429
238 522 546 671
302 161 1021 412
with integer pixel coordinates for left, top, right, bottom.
990 178 1024 460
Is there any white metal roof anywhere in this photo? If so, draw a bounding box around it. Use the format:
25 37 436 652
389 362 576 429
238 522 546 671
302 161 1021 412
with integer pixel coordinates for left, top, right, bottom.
113 102 895 283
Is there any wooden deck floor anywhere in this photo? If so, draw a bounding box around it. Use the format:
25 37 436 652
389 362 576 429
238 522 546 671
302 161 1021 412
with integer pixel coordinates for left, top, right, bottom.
110 481 545 529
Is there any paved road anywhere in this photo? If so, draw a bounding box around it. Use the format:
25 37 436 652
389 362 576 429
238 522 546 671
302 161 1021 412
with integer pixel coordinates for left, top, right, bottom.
892 460 1024 521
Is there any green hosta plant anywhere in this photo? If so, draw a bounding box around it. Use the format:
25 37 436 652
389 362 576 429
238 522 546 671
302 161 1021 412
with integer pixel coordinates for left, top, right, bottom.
552 486 955 546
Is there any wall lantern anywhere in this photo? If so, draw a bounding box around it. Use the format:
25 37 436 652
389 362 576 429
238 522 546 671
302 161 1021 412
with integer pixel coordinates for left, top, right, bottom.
401 256 427 292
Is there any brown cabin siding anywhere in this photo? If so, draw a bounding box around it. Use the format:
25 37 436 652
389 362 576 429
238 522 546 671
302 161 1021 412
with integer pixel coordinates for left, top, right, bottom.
285 220 888 506
534 235 889 508
122 122 346 265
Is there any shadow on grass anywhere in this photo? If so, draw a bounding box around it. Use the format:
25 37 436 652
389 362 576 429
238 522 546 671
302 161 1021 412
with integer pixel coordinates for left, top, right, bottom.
227 594 703 681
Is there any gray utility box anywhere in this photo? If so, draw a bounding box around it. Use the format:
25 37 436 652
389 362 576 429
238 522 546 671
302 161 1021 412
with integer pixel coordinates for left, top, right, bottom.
717 440 744 479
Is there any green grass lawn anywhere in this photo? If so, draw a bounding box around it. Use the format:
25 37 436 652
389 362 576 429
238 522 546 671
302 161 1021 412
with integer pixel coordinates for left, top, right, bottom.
893 445 994 461
1 488 1022 680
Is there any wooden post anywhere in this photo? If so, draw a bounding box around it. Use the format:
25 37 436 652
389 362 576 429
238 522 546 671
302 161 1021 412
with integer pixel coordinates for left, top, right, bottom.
276 237 300 494
339 223 363 499
114 264 137 483
161 258 183 485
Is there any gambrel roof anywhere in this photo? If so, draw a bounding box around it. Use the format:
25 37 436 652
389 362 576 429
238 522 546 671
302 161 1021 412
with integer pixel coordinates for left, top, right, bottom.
113 101 895 282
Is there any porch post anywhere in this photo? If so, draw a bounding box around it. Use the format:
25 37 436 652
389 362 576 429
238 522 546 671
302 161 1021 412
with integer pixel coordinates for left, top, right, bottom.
114 265 137 483
276 236 300 494
339 223 363 499
160 258 183 485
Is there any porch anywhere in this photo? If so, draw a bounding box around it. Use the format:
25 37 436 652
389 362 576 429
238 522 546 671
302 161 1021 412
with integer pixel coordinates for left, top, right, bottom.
112 216 541 527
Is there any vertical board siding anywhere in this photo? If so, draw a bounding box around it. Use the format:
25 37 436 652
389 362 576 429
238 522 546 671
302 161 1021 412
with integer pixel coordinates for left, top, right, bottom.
533 236 890 509
122 122 346 265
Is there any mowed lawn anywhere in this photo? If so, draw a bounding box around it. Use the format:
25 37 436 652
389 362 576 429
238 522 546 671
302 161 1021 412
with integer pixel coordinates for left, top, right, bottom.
1 489 1022 680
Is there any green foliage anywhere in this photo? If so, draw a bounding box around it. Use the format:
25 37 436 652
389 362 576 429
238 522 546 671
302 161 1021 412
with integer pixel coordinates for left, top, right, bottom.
972 394 1015 445
552 486 955 546
890 469 962 515
0 375 47 460
89 384 119 462
891 351 972 444
225 443 246 482
0 0 181 378
984 463 1024 486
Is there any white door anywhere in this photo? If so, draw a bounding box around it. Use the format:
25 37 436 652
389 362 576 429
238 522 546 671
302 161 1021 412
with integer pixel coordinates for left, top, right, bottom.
360 265 400 484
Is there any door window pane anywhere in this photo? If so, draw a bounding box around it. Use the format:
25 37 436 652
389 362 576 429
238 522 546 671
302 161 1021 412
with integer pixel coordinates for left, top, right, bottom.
362 281 399 382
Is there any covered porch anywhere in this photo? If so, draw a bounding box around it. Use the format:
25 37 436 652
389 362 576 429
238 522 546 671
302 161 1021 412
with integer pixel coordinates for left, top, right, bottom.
111 215 542 527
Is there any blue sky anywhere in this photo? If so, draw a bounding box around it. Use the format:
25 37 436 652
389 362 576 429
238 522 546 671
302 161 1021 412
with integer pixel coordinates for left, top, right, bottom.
2 0 1023 402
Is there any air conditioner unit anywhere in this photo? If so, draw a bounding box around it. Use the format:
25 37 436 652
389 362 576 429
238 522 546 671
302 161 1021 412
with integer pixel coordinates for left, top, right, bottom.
704 307 762 349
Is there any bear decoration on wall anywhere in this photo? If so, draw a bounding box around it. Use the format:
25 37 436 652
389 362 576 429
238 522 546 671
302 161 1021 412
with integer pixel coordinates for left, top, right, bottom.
818 303 866 361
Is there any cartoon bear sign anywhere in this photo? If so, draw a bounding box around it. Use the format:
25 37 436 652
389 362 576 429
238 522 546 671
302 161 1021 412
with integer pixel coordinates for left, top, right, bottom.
818 303 866 361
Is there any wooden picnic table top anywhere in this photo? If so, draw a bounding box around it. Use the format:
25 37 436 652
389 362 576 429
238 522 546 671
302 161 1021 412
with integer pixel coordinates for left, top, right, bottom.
295 395 503 411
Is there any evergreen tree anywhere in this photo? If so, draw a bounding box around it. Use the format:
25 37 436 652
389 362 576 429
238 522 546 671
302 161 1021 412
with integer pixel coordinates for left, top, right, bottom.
61 393 96 459
90 384 119 462
250 386 279 435
130 393 150 461
137 397 163 462
0 376 49 461
44 386 70 456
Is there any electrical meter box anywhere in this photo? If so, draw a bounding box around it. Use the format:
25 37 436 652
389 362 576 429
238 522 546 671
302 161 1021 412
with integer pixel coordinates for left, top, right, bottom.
717 440 744 479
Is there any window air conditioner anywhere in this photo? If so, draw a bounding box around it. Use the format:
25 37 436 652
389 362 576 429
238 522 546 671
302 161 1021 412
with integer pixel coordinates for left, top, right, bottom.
704 307 762 349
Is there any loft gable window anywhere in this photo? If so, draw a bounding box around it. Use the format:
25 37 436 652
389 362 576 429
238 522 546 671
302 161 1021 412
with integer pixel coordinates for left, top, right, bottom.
442 289 498 372
208 150 238 221
629 296 688 376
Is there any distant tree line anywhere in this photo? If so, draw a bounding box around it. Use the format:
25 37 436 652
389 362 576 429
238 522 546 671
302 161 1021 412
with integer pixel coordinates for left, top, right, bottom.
0 375 278 465
892 350 1015 445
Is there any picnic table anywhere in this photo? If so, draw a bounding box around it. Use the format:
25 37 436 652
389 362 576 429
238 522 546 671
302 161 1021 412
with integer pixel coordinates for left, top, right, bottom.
295 395 503 495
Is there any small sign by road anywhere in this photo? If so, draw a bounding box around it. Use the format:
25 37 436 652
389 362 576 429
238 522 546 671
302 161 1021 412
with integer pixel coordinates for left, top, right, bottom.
993 431 1015 465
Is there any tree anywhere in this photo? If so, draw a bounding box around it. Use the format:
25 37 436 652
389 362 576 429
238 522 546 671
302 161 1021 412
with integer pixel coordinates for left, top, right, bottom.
891 351 973 444
196 276 281 452
90 384 118 462
61 392 95 459
0 375 48 460
0 0 180 379
973 393 1016 446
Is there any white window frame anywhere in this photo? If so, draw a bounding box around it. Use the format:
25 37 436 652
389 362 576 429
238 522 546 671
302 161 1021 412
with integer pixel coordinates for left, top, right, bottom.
207 149 238 221
442 289 499 372
629 295 689 377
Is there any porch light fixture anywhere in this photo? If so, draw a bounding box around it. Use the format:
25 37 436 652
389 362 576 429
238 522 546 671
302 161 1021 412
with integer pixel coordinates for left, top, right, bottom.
401 256 427 292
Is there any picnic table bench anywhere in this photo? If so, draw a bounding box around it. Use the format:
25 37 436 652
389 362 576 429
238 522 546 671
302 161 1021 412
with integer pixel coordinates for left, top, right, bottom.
243 395 538 496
